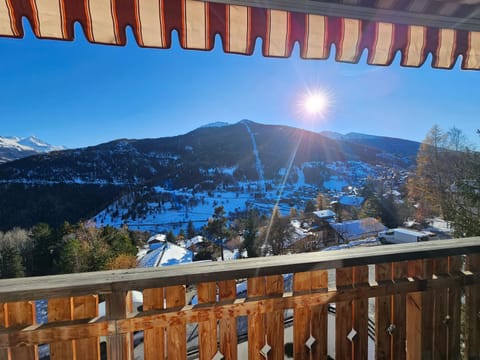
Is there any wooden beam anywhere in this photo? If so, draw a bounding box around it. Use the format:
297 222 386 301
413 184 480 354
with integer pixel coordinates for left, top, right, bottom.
247 277 266 360
265 275 284 360
106 291 132 360
197 282 217 360
0 270 478 349
143 288 165 360
165 286 186 360
199 0 480 32
310 270 328 360
293 272 311 360
465 254 480 359
48 298 74 359
73 295 100 360
218 280 237 360
0 238 478 303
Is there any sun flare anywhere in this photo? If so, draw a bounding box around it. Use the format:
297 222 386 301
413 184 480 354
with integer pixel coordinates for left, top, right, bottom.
304 92 328 114
299 89 332 119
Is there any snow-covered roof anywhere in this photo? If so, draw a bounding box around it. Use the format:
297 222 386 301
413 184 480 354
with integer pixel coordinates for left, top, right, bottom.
138 242 193 268
313 209 336 219
147 234 166 243
183 235 205 249
330 218 386 242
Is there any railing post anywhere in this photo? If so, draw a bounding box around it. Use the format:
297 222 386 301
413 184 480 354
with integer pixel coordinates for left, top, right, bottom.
165 285 187 359
4 301 37 360
106 291 132 360
143 288 165 360
375 263 393 359
248 277 266 360
73 295 100 360
293 272 311 360
218 280 237 360
466 253 480 359
393 261 408 360
0 303 8 360
198 282 217 360
266 275 284 360
406 259 434 360
311 270 328 360
48 298 74 359
336 267 353 360
432 256 462 359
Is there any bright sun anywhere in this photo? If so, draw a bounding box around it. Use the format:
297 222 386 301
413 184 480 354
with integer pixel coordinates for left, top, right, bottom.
300 89 331 118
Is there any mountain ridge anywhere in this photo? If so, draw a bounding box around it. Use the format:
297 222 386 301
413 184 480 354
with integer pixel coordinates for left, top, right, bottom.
0 135 64 164
0 120 419 230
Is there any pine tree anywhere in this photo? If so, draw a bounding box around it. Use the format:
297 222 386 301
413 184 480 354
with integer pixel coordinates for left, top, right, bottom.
206 206 229 260
242 209 260 258
187 220 196 239
0 242 25 279
264 206 290 256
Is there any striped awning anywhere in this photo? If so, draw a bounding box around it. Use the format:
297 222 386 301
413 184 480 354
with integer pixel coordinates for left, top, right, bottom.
1 0 479 69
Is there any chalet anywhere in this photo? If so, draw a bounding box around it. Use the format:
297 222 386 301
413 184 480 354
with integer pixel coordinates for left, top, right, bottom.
330 217 387 243
146 233 166 250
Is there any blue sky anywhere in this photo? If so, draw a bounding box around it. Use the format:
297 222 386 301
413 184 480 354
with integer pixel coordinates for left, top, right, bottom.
0 23 478 149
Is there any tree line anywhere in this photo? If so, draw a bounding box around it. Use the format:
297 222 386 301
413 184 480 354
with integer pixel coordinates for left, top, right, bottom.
0 222 148 279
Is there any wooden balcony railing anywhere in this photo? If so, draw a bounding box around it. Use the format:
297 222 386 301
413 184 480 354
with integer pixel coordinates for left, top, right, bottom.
0 237 479 359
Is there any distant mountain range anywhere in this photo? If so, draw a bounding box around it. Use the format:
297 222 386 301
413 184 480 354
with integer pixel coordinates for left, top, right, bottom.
0 136 64 164
0 121 420 230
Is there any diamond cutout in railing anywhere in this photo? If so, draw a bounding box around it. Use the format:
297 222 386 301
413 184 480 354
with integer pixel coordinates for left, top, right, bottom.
212 350 224 360
305 335 316 350
347 328 358 342
260 343 271 358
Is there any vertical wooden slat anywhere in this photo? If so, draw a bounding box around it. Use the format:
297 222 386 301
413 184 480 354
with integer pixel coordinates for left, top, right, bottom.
106 291 132 360
143 288 165 360
0 303 8 360
311 270 328 360
353 266 369 359
375 263 392 360
448 256 462 359
165 285 186 360
265 275 284 360
293 272 311 360
6 301 37 360
336 267 353 360
219 280 237 360
406 259 434 360
393 261 408 360
198 282 217 360
466 253 480 359
48 298 74 359
433 257 449 359
73 295 100 360
248 276 266 360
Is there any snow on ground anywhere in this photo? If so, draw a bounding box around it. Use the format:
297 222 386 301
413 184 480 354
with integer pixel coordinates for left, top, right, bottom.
340 195 365 207
323 177 348 192
242 121 266 192
137 241 193 268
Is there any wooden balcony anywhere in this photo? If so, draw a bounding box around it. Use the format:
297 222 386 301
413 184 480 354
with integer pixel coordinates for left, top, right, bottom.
0 237 479 359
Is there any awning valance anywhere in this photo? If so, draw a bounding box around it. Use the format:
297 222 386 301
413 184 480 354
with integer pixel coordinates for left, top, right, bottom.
1 0 479 69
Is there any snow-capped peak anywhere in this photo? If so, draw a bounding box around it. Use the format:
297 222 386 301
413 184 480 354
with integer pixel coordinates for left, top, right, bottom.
16 136 64 152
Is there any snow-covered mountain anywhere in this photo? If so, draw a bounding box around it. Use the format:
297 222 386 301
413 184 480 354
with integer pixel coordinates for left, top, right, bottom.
0 120 417 231
0 136 64 163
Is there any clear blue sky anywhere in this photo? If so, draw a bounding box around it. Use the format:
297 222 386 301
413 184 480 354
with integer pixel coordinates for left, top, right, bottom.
0 23 478 149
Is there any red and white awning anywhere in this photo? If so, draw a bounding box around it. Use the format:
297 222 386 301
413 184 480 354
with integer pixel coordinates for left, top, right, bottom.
0 0 479 69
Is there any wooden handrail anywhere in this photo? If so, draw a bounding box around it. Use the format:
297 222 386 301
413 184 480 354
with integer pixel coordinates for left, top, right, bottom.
0 237 479 303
